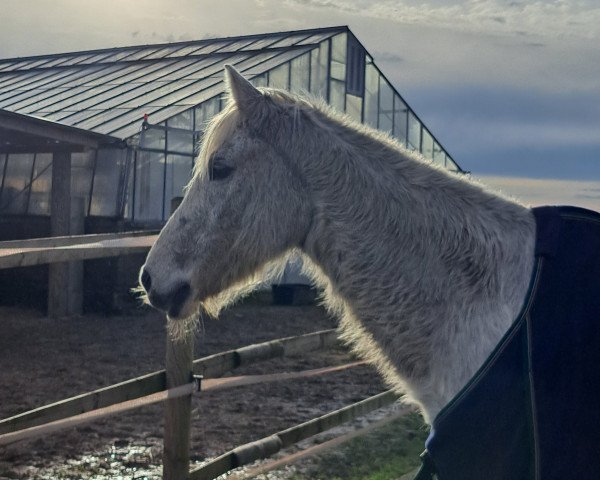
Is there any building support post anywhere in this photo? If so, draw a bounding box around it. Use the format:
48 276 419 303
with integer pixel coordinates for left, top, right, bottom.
67 196 85 315
48 151 71 317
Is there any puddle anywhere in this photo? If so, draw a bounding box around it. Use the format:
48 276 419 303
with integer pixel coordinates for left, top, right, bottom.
9 443 163 480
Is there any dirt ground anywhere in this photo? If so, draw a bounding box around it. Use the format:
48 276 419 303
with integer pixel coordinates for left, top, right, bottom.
0 302 388 479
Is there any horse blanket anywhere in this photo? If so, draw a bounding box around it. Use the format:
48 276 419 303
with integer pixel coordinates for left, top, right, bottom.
418 206 600 480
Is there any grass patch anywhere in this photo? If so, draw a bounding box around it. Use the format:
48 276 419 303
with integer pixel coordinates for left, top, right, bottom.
290 412 428 480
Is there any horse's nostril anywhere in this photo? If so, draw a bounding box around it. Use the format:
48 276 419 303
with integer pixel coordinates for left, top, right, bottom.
141 268 152 292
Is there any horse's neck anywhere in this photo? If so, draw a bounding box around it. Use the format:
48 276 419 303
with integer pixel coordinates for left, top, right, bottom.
299 134 536 421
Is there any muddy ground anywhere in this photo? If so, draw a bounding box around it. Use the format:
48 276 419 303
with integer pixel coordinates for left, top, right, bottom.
0 302 389 479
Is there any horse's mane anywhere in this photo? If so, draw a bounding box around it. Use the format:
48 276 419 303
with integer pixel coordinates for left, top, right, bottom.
192 83 525 237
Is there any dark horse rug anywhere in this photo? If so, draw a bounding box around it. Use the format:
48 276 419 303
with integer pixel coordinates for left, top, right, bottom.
417 206 600 480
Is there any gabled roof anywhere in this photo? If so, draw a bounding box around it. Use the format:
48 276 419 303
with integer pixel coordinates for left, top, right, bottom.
0 26 346 140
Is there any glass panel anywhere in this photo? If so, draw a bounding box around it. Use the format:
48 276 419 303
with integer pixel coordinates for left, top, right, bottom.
446 155 460 172
71 151 94 212
167 109 193 130
290 53 310 93
27 154 52 215
123 155 135 220
141 126 166 150
378 77 394 134
164 154 193 217
330 33 346 81
90 149 124 217
329 79 345 112
268 63 289 89
407 111 422 151
310 41 329 99
194 96 221 131
345 34 366 97
251 74 267 88
421 129 434 160
167 129 194 155
134 150 164 222
433 142 445 166
393 95 408 144
0 153 34 214
346 94 362 122
364 63 379 128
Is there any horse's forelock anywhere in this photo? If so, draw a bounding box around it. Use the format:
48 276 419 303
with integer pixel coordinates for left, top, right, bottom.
191 100 241 180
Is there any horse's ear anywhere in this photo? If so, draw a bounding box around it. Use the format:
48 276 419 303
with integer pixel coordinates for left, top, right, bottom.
224 64 263 112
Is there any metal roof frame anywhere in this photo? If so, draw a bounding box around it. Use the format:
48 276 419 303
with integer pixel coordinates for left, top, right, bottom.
0 26 348 69
0 109 122 153
0 28 340 141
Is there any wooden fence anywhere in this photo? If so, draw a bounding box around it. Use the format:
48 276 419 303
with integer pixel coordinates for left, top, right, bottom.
0 233 400 479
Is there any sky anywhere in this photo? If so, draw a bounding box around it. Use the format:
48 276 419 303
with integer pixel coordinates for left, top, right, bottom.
1 0 599 208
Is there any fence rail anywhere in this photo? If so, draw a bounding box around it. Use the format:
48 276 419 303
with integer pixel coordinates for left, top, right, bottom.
0 329 338 435
0 231 158 269
189 390 399 480
0 233 400 479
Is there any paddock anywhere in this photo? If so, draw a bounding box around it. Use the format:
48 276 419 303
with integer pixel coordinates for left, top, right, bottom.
0 303 422 479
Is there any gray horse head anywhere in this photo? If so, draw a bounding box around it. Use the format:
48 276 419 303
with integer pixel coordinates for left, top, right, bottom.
140 65 312 320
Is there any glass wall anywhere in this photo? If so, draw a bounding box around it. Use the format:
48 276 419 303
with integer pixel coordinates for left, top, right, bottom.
393 95 408 145
251 73 268 88
290 53 310 93
268 63 289 89
345 94 362 123
378 78 394 134
0 153 35 214
407 111 422 152
27 153 52 215
194 96 221 133
313 33 457 170
0 151 96 216
131 95 221 223
421 129 434 161
90 149 127 217
133 150 164 222
363 61 379 128
433 142 445 167
0 34 459 224
329 33 347 112
309 41 329 99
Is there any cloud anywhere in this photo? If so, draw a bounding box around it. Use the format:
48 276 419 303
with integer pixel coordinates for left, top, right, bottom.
285 0 600 41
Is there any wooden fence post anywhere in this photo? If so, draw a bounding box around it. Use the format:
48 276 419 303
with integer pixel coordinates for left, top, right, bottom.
163 197 193 479
163 330 194 479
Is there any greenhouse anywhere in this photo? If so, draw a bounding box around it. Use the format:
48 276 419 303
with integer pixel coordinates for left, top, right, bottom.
0 26 461 229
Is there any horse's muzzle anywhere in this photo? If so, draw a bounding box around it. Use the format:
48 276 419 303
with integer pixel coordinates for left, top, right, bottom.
140 267 192 318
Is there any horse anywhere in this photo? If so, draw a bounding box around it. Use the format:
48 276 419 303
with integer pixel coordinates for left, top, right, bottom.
140 65 600 479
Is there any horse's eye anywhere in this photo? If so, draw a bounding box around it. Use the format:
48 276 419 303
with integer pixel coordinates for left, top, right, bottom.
209 157 234 181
